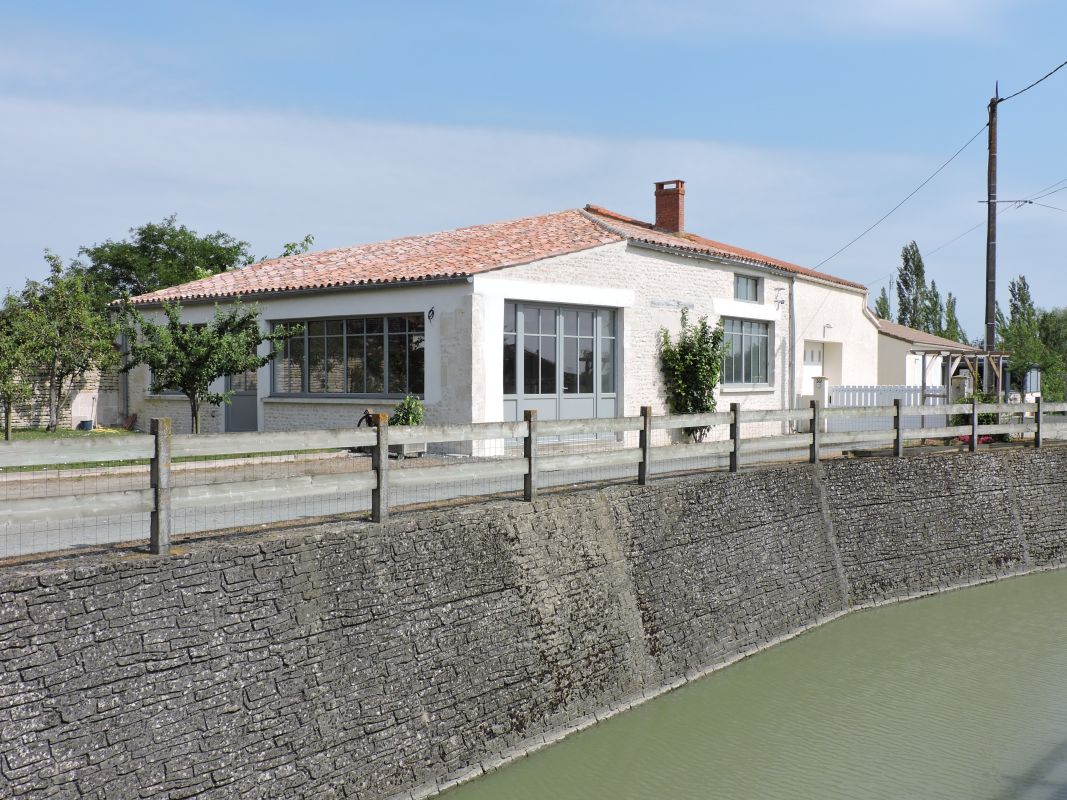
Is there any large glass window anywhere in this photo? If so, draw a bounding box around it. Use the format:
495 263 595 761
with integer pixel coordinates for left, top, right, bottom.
503 303 517 395
273 314 424 396
723 318 770 385
600 309 616 394
503 304 617 396
523 307 557 395
563 309 595 394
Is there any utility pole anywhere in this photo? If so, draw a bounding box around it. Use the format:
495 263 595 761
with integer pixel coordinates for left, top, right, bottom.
983 84 999 393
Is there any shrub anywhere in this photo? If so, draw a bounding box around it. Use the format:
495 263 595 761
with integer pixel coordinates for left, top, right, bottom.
659 309 725 442
390 394 425 426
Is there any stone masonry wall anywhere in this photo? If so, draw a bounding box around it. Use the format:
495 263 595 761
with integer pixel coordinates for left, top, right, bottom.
1 447 1066 799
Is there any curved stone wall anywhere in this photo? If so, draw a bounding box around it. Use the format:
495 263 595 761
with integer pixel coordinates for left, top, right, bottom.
1 447 1065 799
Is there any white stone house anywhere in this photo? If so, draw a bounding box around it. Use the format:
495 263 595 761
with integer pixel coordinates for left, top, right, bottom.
125 181 879 435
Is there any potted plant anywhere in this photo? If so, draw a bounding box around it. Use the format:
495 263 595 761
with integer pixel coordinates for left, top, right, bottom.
389 394 426 457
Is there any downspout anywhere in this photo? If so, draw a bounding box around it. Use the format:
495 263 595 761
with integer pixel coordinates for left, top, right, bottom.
788 276 796 413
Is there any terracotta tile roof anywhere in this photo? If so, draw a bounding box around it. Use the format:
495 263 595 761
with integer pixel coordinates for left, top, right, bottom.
127 201 865 305
582 205 867 290
876 319 982 352
127 210 623 305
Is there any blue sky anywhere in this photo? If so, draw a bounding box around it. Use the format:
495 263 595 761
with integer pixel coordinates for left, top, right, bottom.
2 0 1065 336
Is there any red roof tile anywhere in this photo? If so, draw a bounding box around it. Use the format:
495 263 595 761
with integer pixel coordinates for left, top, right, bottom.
127 210 622 305
582 205 866 290
127 202 865 305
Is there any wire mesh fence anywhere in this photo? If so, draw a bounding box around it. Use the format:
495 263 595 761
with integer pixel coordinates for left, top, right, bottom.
2 400 1066 562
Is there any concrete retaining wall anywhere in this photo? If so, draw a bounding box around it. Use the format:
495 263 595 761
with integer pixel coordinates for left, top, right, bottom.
2 447 1066 799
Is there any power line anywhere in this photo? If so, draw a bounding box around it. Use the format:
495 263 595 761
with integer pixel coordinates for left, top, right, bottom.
924 177 1067 257
814 124 987 269
1032 202 1067 214
999 57 1067 103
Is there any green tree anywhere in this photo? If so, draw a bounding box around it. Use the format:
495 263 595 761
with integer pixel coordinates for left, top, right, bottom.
0 295 35 440
21 253 120 431
80 215 253 300
943 293 966 343
895 241 927 330
277 234 315 259
1039 307 1067 359
997 276 1064 399
659 309 725 441
874 286 891 319
924 280 945 337
122 301 298 433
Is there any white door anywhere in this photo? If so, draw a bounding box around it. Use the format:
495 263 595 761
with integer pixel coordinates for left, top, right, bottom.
801 341 824 396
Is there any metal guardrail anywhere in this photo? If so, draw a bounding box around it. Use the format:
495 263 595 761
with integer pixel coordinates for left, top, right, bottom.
1 399 1064 558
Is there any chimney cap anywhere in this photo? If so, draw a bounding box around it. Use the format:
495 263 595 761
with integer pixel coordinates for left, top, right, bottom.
654 179 685 192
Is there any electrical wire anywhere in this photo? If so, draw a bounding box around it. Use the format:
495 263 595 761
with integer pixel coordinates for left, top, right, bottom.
999 57 1067 103
813 124 987 269
923 177 1067 258
816 59 1066 272
1032 202 1067 214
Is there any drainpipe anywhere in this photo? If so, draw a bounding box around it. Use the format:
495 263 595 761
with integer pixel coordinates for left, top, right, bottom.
788 276 796 419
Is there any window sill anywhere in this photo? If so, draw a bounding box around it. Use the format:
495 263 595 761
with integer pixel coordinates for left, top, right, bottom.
265 396 403 406
719 385 776 394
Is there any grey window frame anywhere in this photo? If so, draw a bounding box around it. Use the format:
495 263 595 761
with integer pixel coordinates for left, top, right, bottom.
503 302 617 398
722 317 771 386
734 274 760 303
271 314 425 398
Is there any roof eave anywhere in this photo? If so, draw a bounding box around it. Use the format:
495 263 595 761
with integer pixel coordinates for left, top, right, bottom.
126 274 471 309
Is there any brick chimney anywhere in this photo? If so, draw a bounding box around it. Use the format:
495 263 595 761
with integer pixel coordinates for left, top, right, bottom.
654 179 685 232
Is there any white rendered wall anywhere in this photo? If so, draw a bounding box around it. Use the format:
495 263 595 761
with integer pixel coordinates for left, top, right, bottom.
876 335 947 388
127 281 474 432
473 241 794 433
792 280 878 402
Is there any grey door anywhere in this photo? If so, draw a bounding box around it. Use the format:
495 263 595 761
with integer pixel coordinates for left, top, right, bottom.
225 370 258 432
503 302 618 423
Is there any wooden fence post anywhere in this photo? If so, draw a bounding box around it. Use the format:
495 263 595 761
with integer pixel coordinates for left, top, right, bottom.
809 400 820 464
638 405 652 485
1036 396 1043 449
893 398 904 458
970 397 979 452
729 402 741 473
372 413 390 522
150 418 172 555
524 409 538 501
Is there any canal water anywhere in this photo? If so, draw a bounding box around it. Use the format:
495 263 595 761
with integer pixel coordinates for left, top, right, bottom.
444 569 1067 800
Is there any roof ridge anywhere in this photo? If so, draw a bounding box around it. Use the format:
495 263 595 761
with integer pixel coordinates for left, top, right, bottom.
583 204 866 291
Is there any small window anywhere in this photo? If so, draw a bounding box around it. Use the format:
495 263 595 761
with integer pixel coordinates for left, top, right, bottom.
734 275 759 302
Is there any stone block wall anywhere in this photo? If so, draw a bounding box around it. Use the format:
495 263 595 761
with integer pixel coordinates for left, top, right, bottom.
1 447 1066 799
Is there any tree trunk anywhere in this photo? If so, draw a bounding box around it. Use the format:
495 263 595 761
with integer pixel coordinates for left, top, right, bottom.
190 397 200 435
3 402 11 441
47 381 60 432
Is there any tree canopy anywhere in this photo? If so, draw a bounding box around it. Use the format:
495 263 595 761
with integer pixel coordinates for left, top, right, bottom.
0 294 35 440
20 253 120 431
874 286 891 320
122 301 298 433
80 215 253 300
997 276 1064 400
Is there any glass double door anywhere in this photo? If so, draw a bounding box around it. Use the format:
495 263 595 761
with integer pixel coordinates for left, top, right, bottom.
503 302 617 422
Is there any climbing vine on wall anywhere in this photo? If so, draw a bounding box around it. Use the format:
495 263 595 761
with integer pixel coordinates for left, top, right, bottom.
659 309 725 441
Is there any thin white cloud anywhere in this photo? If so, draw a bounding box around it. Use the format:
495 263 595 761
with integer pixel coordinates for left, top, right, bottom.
0 94 1052 336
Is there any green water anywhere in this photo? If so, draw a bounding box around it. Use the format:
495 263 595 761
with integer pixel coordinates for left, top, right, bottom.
444 569 1067 800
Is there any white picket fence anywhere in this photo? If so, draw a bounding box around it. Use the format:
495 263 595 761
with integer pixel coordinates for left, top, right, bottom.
828 385 947 432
